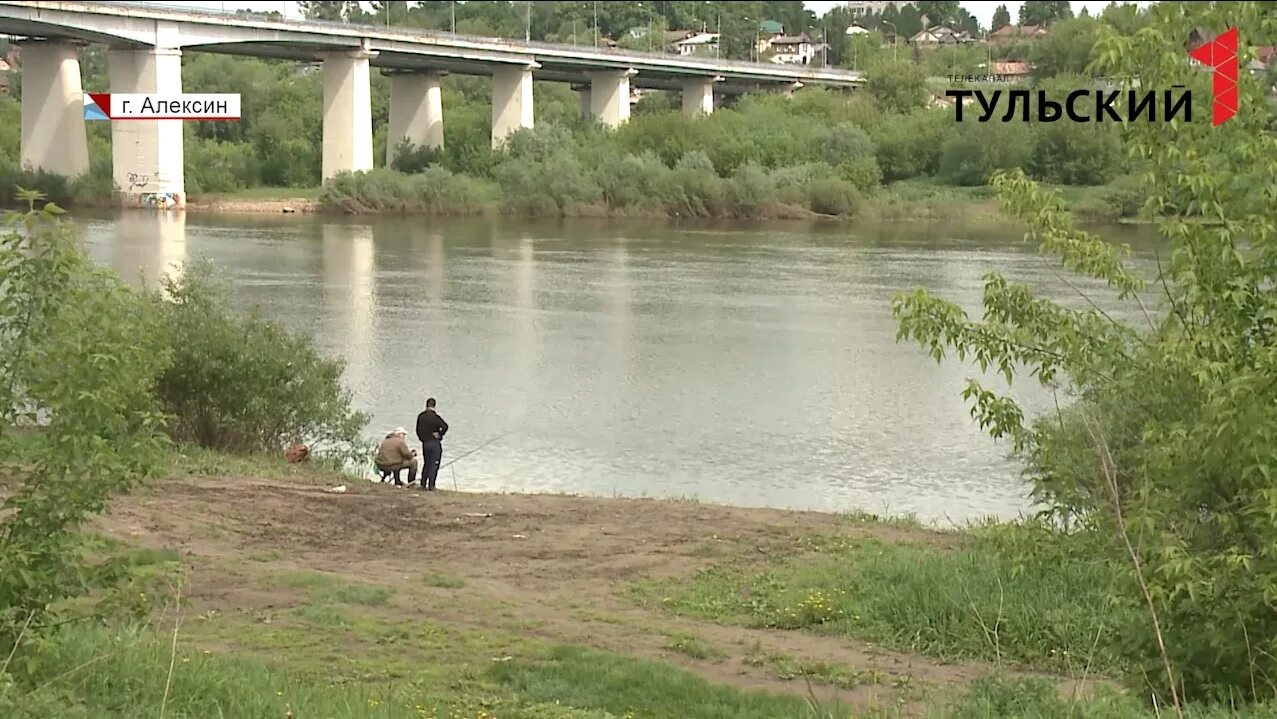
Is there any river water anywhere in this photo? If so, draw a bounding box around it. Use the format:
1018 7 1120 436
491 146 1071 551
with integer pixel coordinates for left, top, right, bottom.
76 211 1161 522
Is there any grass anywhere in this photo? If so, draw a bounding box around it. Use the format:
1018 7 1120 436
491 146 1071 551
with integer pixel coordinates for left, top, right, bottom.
665 632 725 661
267 569 395 606
741 643 900 692
635 523 1134 675
423 573 466 589
6 605 858 719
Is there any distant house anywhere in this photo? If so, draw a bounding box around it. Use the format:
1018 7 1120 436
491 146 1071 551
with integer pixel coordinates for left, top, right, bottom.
770 34 816 65
909 26 973 46
627 26 648 39
670 31 719 56
0 57 10 95
989 61 1031 78
990 24 1048 41
845 1 917 17
759 20 784 36
846 24 871 36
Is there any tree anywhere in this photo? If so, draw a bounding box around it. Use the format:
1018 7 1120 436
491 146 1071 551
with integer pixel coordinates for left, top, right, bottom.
893 0 1277 708
991 4 1011 31
864 60 928 114
842 30 886 70
1019 0 1072 26
1099 1 1148 35
297 1 356 21
1028 15 1100 79
917 1 960 27
895 3 924 37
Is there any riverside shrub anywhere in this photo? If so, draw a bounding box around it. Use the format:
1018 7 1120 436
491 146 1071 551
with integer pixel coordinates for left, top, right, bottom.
151 258 368 459
0 193 171 673
893 1 1277 705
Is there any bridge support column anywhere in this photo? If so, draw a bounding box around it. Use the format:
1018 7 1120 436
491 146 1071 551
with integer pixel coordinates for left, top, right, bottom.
681 76 720 116
574 85 591 118
321 48 376 181
108 47 184 208
585 69 635 128
19 41 90 180
386 70 444 167
491 65 536 148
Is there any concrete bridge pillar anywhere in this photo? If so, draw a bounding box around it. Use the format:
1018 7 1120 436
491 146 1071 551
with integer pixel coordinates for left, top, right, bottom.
682 77 720 116
18 41 90 180
108 47 184 208
574 85 591 119
585 69 636 128
386 70 444 167
491 64 536 148
321 48 376 181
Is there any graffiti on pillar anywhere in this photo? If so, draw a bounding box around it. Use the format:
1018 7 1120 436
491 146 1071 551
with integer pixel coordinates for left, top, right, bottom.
126 172 151 190
139 192 182 210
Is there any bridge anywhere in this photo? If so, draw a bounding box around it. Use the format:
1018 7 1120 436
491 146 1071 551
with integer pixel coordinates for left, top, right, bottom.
0 1 864 207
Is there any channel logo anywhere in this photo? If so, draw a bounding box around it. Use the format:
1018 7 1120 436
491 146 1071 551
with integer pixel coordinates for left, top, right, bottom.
1187 26 1239 126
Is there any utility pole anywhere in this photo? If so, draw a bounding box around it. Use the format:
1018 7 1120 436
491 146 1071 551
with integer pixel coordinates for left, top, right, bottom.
883 20 897 62
593 1 598 47
450 1 455 32
525 0 530 41
715 9 720 58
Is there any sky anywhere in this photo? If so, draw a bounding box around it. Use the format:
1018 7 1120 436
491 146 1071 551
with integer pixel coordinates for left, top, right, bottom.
158 2 1148 27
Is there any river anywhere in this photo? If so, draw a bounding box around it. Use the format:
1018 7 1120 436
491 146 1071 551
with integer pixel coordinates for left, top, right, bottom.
76 211 1161 523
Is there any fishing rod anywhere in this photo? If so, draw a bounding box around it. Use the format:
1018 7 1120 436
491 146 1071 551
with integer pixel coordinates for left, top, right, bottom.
439 429 514 473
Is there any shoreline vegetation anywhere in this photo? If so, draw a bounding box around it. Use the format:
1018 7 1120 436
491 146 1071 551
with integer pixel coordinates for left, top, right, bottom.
153 180 1137 226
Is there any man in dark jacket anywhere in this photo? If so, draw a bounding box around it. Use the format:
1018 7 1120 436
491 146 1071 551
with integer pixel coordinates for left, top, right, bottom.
415 397 449 491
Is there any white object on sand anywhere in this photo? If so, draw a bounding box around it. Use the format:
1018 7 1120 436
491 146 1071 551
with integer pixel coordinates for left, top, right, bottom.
326 485 347 494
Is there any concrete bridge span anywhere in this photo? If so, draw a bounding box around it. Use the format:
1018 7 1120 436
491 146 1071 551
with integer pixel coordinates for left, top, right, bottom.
0 1 865 206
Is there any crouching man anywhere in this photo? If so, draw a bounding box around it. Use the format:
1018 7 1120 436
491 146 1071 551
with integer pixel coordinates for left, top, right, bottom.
375 427 418 486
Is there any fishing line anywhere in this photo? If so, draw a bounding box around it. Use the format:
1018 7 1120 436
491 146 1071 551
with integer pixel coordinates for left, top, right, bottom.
437 429 515 491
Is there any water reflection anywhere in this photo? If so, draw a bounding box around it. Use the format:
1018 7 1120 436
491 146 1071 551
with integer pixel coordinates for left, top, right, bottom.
109 211 187 287
320 224 377 404
74 212 1163 522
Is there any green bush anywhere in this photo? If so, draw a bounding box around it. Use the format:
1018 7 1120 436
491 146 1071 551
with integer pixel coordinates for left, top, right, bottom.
1098 174 1146 219
0 165 72 208
151 258 367 459
1028 122 1121 186
806 180 862 216
726 163 777 217
938 121 1034 186
389 139 444 173
186 135 261 194
320 167 497 214
0 194 171 673
870 110 951 183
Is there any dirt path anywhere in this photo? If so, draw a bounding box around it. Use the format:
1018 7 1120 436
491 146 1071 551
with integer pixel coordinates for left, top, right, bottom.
97 474 1074 715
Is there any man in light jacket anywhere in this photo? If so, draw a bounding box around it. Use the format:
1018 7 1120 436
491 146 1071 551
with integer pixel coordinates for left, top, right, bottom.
375 427 418 486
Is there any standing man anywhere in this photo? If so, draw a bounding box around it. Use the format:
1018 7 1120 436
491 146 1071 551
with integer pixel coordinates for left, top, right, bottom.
415 397 449 491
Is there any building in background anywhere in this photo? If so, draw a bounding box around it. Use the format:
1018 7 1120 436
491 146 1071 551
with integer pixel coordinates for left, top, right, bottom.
844 1 918 17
